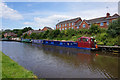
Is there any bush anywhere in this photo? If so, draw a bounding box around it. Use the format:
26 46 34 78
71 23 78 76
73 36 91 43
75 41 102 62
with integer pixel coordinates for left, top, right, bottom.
107 18 120 37
89 24 101 34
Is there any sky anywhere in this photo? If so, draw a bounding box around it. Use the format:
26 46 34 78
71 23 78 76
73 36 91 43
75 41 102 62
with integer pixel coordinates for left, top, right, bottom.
0 1 119 30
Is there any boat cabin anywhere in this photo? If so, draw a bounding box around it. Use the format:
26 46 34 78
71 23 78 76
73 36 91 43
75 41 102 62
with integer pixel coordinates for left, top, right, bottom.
76 37 95 48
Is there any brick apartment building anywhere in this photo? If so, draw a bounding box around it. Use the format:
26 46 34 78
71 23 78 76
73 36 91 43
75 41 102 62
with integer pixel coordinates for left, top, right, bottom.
56 13 120 31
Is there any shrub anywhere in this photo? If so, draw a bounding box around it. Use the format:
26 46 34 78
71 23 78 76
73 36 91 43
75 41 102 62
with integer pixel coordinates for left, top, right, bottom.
107 18 120 37
89 24 101 34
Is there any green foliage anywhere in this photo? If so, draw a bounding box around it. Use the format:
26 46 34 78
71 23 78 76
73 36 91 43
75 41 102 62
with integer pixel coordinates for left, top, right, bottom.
89 24 101 34
2 34 4 38
22 27 33 33
107 18 120 37
22 33 29 39
30 33 37 39
17 30 23 37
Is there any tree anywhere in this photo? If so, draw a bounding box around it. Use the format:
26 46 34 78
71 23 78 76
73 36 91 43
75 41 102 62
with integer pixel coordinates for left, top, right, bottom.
30 33 37 39
17 30 23 37
23 33 28 39
22 27 33 33
107 18 120 37
89 24 100 34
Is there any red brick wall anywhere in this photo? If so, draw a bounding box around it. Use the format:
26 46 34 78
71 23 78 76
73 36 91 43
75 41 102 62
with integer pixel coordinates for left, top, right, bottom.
56 18 82 30
79 21 89 29
56 22 76 31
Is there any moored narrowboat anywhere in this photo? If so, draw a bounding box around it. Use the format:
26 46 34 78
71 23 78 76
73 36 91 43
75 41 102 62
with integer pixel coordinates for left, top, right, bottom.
21 38 31 43
32 37 97 50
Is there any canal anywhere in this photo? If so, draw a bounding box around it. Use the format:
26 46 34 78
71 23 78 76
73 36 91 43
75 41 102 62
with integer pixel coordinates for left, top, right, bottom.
2 41 119 78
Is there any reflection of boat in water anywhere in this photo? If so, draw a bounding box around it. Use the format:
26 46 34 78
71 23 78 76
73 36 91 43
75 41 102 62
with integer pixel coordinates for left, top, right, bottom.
31 43 118 78
31 37 97 50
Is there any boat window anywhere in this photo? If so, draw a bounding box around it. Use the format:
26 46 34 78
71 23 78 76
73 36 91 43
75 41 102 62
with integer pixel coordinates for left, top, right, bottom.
79 39 81 42
60 42 63 45
91 39 94 42
82 38 88 42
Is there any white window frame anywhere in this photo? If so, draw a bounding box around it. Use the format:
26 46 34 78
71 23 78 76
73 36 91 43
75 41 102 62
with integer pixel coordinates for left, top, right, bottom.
83 24 86 28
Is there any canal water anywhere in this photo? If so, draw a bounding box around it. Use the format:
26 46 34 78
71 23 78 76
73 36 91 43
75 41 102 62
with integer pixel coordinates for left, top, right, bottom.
1 41 119 78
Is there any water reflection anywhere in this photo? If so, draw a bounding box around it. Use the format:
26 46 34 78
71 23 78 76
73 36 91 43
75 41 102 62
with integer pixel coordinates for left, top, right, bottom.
2 41 118 78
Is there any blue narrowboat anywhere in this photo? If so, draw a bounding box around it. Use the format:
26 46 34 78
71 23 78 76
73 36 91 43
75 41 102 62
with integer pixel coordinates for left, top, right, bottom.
32 37 97 50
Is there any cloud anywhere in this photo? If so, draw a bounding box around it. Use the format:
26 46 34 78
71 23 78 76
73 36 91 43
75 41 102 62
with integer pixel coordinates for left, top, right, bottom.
24 15 74 29
0 2 23 20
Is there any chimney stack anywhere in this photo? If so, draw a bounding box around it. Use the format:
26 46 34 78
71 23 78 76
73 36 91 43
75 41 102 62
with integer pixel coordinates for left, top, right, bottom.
106 13 110 18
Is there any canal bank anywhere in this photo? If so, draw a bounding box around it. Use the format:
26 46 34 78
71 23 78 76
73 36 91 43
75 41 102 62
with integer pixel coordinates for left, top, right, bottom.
1 51 37 78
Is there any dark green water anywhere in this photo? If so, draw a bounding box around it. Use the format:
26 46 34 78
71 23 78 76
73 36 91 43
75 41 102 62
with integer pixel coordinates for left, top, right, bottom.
2 41 119 78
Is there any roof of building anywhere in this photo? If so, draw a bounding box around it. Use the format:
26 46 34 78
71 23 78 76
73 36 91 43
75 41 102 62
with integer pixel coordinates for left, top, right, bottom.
56 17 82 25
42 27 53 31
32 30 43 33
85 13 120 24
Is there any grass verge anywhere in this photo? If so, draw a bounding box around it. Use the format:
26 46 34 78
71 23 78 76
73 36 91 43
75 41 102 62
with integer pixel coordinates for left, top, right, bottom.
1 51 37 78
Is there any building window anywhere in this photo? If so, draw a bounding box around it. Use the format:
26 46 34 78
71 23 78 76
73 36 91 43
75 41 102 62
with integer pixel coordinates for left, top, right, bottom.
72 27 74 29
65 28 67 30
107 21 109 25
100 22 103 26
72 23 74 25
62 28 64 30
83 24 86 28
59 25 61 27
57 26 58 28
77 26 79 29
65 24 67 26
69 23 71 26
